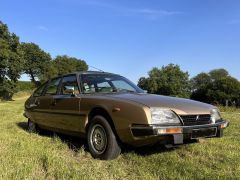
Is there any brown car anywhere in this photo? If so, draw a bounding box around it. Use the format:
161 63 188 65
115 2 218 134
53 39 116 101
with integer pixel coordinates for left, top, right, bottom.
24 71 229 160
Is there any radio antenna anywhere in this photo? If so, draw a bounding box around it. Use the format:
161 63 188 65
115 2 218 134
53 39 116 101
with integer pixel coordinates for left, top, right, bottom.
88 65 105 72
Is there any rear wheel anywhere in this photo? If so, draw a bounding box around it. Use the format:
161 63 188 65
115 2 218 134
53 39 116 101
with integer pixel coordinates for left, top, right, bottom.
87 115 121 160
27 119 38 133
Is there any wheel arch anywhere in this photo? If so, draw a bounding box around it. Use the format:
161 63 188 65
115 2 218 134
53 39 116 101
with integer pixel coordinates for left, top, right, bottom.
86 106 122 143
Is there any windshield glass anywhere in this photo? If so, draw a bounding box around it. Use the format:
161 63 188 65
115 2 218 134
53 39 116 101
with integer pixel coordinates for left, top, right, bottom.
80 74 144 94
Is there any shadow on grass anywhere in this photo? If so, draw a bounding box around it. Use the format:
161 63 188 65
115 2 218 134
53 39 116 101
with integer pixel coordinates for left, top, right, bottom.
17 121 86 152
17 121 199 157
126 139 199 156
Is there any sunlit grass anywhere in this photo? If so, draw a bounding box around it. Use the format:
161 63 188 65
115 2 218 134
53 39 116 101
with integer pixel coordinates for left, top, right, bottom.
0 97 239 179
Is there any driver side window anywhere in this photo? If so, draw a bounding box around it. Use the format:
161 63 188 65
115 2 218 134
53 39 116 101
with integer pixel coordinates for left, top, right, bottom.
60 75 79 95
45 78 61 95
33 82 47 97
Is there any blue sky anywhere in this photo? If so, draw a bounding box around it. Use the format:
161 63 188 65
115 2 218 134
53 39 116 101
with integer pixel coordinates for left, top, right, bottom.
1 0 240 83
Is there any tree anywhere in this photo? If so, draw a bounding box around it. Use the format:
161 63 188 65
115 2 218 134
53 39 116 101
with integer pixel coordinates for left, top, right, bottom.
206 76 240 106
39 55 88 82
138 64 191 98
209 68 228 81
21 42 52 87
191 69 240 106
0 21 23 100
190 73 211 102
53 55 88 75
38 61 58 82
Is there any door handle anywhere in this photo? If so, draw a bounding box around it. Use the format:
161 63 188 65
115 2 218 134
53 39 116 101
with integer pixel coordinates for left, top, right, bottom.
35 99 40 105
51 99 57 106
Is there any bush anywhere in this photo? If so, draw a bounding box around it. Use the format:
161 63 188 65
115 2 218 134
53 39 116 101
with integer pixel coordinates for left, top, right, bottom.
17 81 35 92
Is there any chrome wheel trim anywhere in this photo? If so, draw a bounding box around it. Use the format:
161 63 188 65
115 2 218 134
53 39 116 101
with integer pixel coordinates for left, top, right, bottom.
90 124 108 155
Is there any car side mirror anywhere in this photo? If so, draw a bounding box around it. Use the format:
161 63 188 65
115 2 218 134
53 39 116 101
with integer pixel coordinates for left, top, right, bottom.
143 90 148 94
64 86 75 96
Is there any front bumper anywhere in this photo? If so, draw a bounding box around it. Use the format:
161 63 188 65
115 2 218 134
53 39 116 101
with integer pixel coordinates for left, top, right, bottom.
131 120 229 145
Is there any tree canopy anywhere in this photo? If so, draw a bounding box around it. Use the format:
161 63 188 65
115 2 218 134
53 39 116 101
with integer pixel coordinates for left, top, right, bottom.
53 55 88 75
138 64 191 98
0 22 23 100
191 69 240 106
39 55 88 82
0 20 89 100
21 42 52 86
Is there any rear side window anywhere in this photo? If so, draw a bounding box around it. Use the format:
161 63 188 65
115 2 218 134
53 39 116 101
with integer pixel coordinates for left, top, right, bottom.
33 83 47 97
45 78 61 95
60 75 80 95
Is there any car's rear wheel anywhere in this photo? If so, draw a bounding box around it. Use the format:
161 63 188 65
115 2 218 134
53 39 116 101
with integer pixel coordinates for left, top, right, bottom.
28 119 38 133
87 115 121 160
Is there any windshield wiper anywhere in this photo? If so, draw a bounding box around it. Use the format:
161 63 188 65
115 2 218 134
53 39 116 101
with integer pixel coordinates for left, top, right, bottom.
114 88 136 93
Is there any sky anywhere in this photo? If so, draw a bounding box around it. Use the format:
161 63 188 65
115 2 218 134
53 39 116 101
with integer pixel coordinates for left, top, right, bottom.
1 0 240 83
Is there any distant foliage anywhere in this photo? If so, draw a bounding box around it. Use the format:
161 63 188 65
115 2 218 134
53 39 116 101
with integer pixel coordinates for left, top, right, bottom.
139 65 240 107
17 81 35 92
191 69 240 106
138 64 191 98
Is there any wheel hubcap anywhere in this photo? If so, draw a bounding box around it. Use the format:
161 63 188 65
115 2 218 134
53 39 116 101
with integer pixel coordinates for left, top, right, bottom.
90 124 107 154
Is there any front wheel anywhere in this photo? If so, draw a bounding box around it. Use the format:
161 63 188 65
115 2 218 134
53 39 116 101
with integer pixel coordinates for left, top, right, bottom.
87 115 121 160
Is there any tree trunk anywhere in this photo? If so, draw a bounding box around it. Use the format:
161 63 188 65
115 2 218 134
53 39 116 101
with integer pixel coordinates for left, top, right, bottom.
2 92 13 101
225 99 229 107
29 69 38 87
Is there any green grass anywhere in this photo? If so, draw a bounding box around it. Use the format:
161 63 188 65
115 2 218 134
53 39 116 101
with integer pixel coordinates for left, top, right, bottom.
0 98 240 179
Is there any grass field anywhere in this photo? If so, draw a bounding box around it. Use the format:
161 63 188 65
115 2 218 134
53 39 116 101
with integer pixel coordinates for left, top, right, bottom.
0 97 239 179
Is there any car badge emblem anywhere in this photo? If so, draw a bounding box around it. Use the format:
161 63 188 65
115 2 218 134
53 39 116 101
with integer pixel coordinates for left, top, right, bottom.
196 115 199 121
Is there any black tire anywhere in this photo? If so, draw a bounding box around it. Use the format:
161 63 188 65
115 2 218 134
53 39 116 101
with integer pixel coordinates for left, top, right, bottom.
27 119 38 133
87 115 121 160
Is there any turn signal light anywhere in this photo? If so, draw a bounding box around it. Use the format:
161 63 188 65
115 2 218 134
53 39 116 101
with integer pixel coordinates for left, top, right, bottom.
157 128 182 134
220 123 228 129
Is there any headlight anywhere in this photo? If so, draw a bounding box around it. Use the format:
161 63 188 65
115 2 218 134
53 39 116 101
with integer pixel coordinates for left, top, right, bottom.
150 108 181 125
211 109 221 124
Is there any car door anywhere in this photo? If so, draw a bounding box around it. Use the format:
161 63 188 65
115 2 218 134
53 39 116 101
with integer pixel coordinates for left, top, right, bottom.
34 77 62 128
50 75 82 132
27 82 48 122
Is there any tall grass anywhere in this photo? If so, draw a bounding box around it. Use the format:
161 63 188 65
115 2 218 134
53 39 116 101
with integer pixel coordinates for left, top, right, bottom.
0 98 239 179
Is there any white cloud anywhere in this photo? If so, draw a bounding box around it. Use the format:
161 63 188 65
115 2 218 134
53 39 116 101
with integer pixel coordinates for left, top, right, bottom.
130 8 182 16
80 1 183 20
127 8 183 20
37 25 49 31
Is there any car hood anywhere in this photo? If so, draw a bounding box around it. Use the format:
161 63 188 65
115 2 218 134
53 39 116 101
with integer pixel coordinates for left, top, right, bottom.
107 93 214 115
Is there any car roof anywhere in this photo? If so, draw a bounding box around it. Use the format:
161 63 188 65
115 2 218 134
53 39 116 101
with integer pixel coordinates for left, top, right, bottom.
54 71 120 79
79 71 119 76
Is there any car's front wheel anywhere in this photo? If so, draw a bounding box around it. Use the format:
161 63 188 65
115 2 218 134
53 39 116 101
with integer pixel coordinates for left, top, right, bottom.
87 115 121 160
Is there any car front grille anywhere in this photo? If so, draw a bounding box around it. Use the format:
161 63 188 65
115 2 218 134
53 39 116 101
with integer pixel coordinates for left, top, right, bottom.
180 114 211 126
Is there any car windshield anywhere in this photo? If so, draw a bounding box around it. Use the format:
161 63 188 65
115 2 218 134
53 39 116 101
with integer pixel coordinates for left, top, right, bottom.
81 74 144 94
